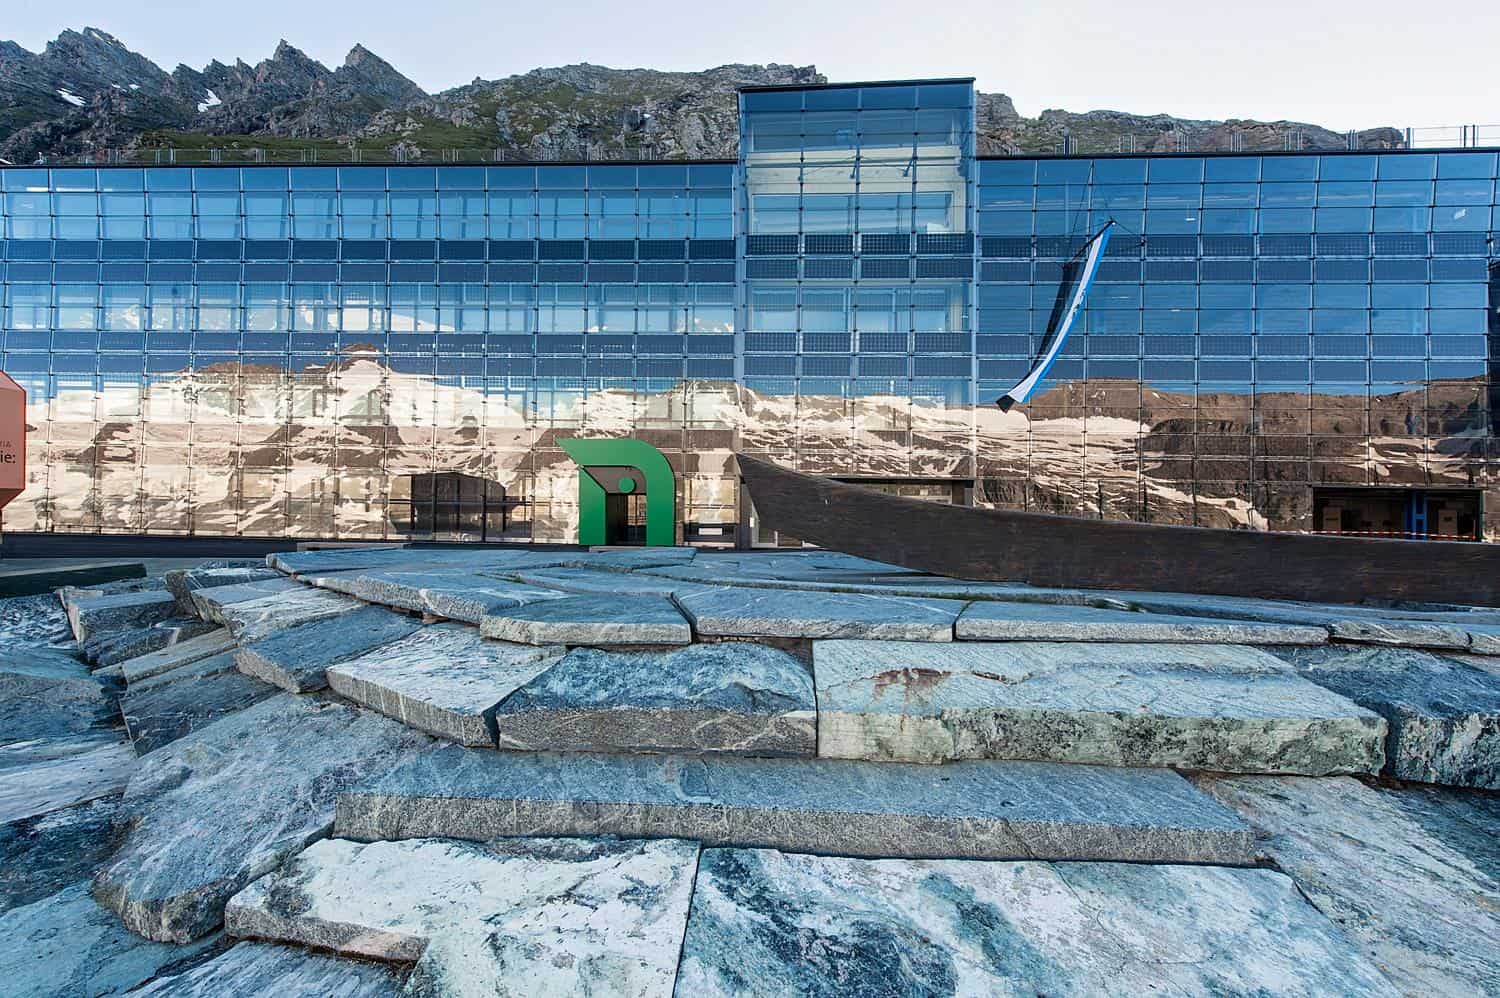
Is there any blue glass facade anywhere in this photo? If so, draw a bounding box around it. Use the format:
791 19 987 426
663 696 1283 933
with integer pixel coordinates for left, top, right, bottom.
0 79 1497 542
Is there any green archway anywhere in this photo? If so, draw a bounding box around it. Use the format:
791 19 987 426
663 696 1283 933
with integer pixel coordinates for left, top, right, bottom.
558 438 677 547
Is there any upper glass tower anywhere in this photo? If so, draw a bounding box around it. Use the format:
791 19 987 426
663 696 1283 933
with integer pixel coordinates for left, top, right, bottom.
737 80 978 406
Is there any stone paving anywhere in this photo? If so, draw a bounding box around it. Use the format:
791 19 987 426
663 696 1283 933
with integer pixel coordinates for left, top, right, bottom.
2 544 1498 996
812 640 1386 772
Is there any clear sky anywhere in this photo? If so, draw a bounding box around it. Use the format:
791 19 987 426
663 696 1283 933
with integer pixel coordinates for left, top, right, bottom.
6 0 1496 132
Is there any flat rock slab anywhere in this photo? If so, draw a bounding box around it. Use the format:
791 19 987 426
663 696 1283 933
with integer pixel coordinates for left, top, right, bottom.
337 744 1253 865
327 624 564 745
677 848 1396 996
813 641 1386 775
480 594 691 646
120 661 279 754
0 642 93 682
215 587 363 643
1 646 116 745
127 647 240 694
234 606 423 693
226 836 698 997
128 941 402 997
1461 624 1500 655
492 643 816 757
956 600 1327 644
189 577 302 622
513 567 700 597
118 628 237 685
1197 774 1500 997
1268 645 1500 788
0 592 73 646
1113 591 1482 650
267 546 414 576
93 694 433 943
0 738 137 825
559 546 699 571
64 589 179 643
270 546 569 578
165 566 281 616
0 796 121 914
676 587 964 641
334 569 564 623
83 617 220 667
0 882 217 998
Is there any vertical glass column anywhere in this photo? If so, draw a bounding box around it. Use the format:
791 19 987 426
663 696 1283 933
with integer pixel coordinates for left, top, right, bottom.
737 79 977 480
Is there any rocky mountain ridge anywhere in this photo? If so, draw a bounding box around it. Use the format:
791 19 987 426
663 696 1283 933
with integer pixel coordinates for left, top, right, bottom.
0 27 1403 164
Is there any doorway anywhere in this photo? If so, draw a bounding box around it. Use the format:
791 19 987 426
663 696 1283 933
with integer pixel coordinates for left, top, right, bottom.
604 492 647 546
1312 487 1482 541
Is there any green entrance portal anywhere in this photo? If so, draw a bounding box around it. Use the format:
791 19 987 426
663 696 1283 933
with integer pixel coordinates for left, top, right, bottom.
559 438 676 547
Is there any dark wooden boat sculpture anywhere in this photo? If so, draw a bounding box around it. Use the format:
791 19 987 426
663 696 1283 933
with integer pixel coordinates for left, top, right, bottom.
736 453 1500 607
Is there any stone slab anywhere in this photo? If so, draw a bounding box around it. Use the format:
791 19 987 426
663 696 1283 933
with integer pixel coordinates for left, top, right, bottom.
234 605 423 693
1268 645 1500 788
641 564 1079 603
675 586 964 641
813 640 1386 774
0 796 121 914
81 617 220 668
0 641 92 682
1327 618 1472 649
480 594 691 646
164 566 281 616
270 546 568 578
93 694 433 943
127 647 241 694
956 600 1328 644
677 847 1397 996
0 738 137 825
0 592 73 646
557 546 699 572
491 643 816 757
337 744 1253 865
215 586 363 643
0 882 217 998
120 661 279 754
421 578 565 624
513 567 701 597
189 576 302 623
1109 590 1485 650
226 836 698 997
128 941 403 997
339 569 565 624
1197 774 1500 997
326 624 564 745
63 588 179 643
117 628 237 685
267 545 415 576
0 645 116 746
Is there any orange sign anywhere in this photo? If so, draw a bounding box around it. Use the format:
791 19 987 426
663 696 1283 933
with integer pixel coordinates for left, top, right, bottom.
0 371 25 512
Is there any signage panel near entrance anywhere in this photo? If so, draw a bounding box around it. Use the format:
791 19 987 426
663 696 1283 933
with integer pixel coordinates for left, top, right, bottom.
0 372 25 513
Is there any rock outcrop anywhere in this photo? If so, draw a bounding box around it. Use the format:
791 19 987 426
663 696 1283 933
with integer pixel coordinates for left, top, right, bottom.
0 27 1402 164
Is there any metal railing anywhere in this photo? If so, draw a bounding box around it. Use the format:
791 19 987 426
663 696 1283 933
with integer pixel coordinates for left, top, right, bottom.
14 124 1500 167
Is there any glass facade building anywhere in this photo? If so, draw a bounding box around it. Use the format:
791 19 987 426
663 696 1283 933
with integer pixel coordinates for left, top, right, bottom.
1 78 1497 544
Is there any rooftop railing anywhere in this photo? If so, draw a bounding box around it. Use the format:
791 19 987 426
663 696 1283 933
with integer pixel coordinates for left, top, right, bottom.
7 125 1499 167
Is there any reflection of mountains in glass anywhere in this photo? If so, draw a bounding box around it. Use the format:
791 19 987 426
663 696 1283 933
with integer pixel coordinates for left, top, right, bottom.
5 358 1487 539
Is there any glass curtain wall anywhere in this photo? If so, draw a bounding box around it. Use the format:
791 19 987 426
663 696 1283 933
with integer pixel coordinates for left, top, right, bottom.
738 80 978 490
1 87 1497 542
0 162 738 539
974 150 1498 533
